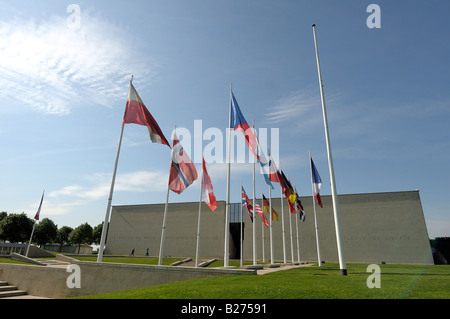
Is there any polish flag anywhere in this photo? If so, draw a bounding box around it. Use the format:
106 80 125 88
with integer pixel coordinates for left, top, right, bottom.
123 81 170 147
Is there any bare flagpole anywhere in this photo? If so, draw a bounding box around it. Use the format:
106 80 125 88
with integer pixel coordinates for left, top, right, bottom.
312 24 347 275
97 76 132 263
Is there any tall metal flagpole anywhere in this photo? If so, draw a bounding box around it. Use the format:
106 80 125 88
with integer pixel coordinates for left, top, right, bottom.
26 190 44 257
294 186 301 263
287 174 294 264
224 83 232 267
240 181 243 267
268 145 274 264
195 155 205 267
159 126 176 266
312 24 347 275
97 76 133 262
309 149 322 267
252 121 257 265
280 163 287 264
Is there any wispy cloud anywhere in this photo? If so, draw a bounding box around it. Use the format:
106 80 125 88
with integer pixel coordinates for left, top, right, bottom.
49 170 169 201
0 12 155 115
265 88 342 125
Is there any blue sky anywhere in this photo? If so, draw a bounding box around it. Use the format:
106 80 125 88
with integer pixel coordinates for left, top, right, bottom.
0 0 449 239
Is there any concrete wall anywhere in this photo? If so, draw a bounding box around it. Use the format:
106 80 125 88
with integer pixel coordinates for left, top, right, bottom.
0 257 255 298
106 191 433 265
106 201 225 258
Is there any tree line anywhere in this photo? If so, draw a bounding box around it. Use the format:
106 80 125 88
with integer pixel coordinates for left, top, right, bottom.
0 211 104 253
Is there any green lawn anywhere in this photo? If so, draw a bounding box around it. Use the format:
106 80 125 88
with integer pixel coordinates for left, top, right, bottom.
71 262 450 299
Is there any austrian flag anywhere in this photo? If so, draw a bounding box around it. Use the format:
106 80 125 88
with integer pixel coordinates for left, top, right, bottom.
168 132 198 194
201 157 217 211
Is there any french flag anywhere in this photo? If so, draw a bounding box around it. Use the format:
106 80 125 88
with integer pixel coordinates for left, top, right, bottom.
168 131 198 194
311 157 323 208
230 92 264 163
123 80 170 148
201 157 217 211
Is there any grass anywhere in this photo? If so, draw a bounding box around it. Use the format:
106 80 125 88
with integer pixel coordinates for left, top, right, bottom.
71 262 450 299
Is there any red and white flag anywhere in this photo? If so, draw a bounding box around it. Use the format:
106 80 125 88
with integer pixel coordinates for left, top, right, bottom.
122 81 170 147
168 131 198 194
201 157 217 211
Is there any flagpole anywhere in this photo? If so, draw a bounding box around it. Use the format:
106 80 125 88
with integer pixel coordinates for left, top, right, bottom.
224 83 232 267
26 190 44 257
294 185 300 263
26 221 36 257
97 122 125 262
280 163 287 264
312 24 347 275
195 157 205 267
252 120 257 265
159 125 176 266
309 150 322 267
268 145 274 264
240 181 243 268
287 174 294 264
159 185 170 266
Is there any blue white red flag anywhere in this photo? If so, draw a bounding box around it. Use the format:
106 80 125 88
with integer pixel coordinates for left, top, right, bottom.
168 131 198 194
310 157 323 208
230 92 264 163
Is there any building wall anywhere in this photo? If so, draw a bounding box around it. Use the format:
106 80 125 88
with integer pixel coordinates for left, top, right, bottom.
106 191 433 264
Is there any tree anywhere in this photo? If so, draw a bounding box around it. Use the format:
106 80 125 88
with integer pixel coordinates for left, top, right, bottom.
0 213 33 243
33 218 58 246
92 222 104 245
69 223 93 254
56 226 73 252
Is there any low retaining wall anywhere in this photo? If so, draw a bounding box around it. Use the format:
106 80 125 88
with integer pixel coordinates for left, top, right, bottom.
0 257 255 298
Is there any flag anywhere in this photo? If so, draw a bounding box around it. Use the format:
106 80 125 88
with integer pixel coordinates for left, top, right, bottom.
254 198 269 227
230 92 264 163
262 194 279 221
34 191 44 221
278 170 297 214
123 81 170 147
295 188 306 222
201 157 217 211
311 157 323 208
168 131 198 194
241 187 268 227
241 186 253 222
268 155 280 184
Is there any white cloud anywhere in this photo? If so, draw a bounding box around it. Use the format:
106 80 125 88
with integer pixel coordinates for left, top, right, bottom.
49 170 169 201
0 12 155 115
